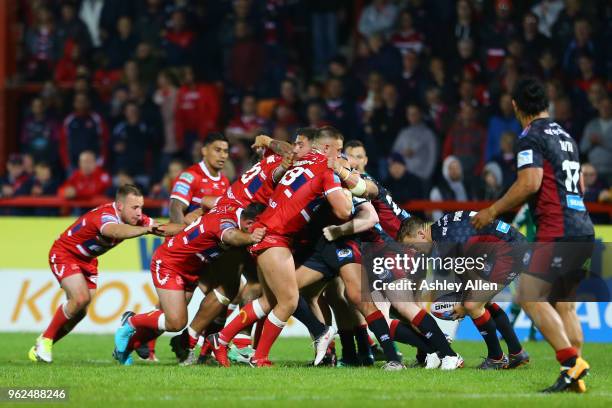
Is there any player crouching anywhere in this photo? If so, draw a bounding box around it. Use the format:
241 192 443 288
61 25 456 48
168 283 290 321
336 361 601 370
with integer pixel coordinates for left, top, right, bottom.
398 213 530 370
113 203 265 365
29 185 161 363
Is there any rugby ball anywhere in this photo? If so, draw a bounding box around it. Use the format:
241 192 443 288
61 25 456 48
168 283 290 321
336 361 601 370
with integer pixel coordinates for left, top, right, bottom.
430 301 459 320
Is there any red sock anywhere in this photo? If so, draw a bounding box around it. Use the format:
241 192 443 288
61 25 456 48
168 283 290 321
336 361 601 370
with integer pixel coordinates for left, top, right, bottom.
411 309 427 326
43 304 71 341
234 335 252 349
556 347 578 366
253 317 265 349
219 301 265 345
128 327 160 350
389 319 400 340
252 312 285 361
130 310 163 330
147 338 157 353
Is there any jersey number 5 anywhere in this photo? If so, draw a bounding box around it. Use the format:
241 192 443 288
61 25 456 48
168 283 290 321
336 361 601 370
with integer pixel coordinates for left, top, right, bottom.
562 160 580 193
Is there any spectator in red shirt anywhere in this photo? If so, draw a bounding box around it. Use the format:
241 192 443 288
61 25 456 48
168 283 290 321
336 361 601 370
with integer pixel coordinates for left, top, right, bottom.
58 150 111 200
54 40 84 87
175 66 221 154
225 94 267 142
390 9 426 55
59 93 109 172
443 103 486 185
163 10 195 66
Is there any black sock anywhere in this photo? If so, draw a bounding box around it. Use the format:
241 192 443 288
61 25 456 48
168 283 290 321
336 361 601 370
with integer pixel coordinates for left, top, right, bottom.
292 296 326 339
412 310 456 357
390 319 435 353
473 310 504 359
338 329 358 361
416 348 427 364
486 303 523 355
365 311 399 362
354 324 371 356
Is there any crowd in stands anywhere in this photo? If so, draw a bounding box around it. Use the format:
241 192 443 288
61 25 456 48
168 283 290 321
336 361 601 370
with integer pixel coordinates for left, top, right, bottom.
2 0 612 221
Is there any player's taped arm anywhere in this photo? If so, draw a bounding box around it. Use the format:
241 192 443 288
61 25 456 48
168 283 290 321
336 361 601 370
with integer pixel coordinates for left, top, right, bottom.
100 223 152 239
335 166 378 198
221 227 266 246
169 198 187 224
324 201 379 241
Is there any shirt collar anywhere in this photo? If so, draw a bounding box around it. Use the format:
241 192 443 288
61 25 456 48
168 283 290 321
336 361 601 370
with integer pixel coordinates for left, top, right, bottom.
199 161 221 181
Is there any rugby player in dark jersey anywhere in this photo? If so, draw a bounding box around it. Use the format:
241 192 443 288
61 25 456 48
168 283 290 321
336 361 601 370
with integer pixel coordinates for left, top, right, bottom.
472 77 594 392
399 212 530 370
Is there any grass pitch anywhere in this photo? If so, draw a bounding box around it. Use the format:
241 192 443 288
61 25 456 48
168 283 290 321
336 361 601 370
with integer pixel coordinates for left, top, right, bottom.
1 333 610 407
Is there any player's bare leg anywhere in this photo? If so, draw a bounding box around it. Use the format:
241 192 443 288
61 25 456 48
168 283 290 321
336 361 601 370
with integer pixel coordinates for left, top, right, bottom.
518 274 589 392
250 248 299 365
555 302 583 353
30 273 95 363
324 279 361 366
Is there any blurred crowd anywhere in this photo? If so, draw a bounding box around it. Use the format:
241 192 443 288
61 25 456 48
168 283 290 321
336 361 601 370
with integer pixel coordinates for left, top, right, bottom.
2 0 612 221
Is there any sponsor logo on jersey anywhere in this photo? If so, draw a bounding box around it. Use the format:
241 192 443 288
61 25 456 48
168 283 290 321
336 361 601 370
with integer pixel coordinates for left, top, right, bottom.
179 172 195 183
496 221 511 234
567 195 586 211
517 150 533 168
336 248 353 260
101 214 119 224
173 182 190 196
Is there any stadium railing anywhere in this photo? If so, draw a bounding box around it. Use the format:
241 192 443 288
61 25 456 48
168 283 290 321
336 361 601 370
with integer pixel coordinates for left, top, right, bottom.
1 196 612 217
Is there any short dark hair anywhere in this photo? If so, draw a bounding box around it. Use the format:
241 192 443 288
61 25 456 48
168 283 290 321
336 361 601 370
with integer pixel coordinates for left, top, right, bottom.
295 127 318 141
203 132 229 146
397 216 427 241
344 140 365 151
511 77 549 117
243 202 266 220
116 184 143 200
315 125 344 141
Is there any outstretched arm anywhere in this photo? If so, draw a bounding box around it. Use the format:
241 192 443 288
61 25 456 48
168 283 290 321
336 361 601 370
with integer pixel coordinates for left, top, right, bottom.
472 168 542 229
221 227 266 247
101 223 156 240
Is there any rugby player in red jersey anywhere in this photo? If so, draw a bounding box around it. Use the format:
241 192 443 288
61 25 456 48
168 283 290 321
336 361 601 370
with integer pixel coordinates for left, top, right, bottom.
168 132 295 364
207 126 352 367
472 77 594 392
169 132 230 224
28 185 160 363
113 203 266 365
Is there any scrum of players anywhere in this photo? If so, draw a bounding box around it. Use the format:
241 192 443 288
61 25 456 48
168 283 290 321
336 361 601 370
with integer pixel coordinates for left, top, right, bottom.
28 78 593 393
